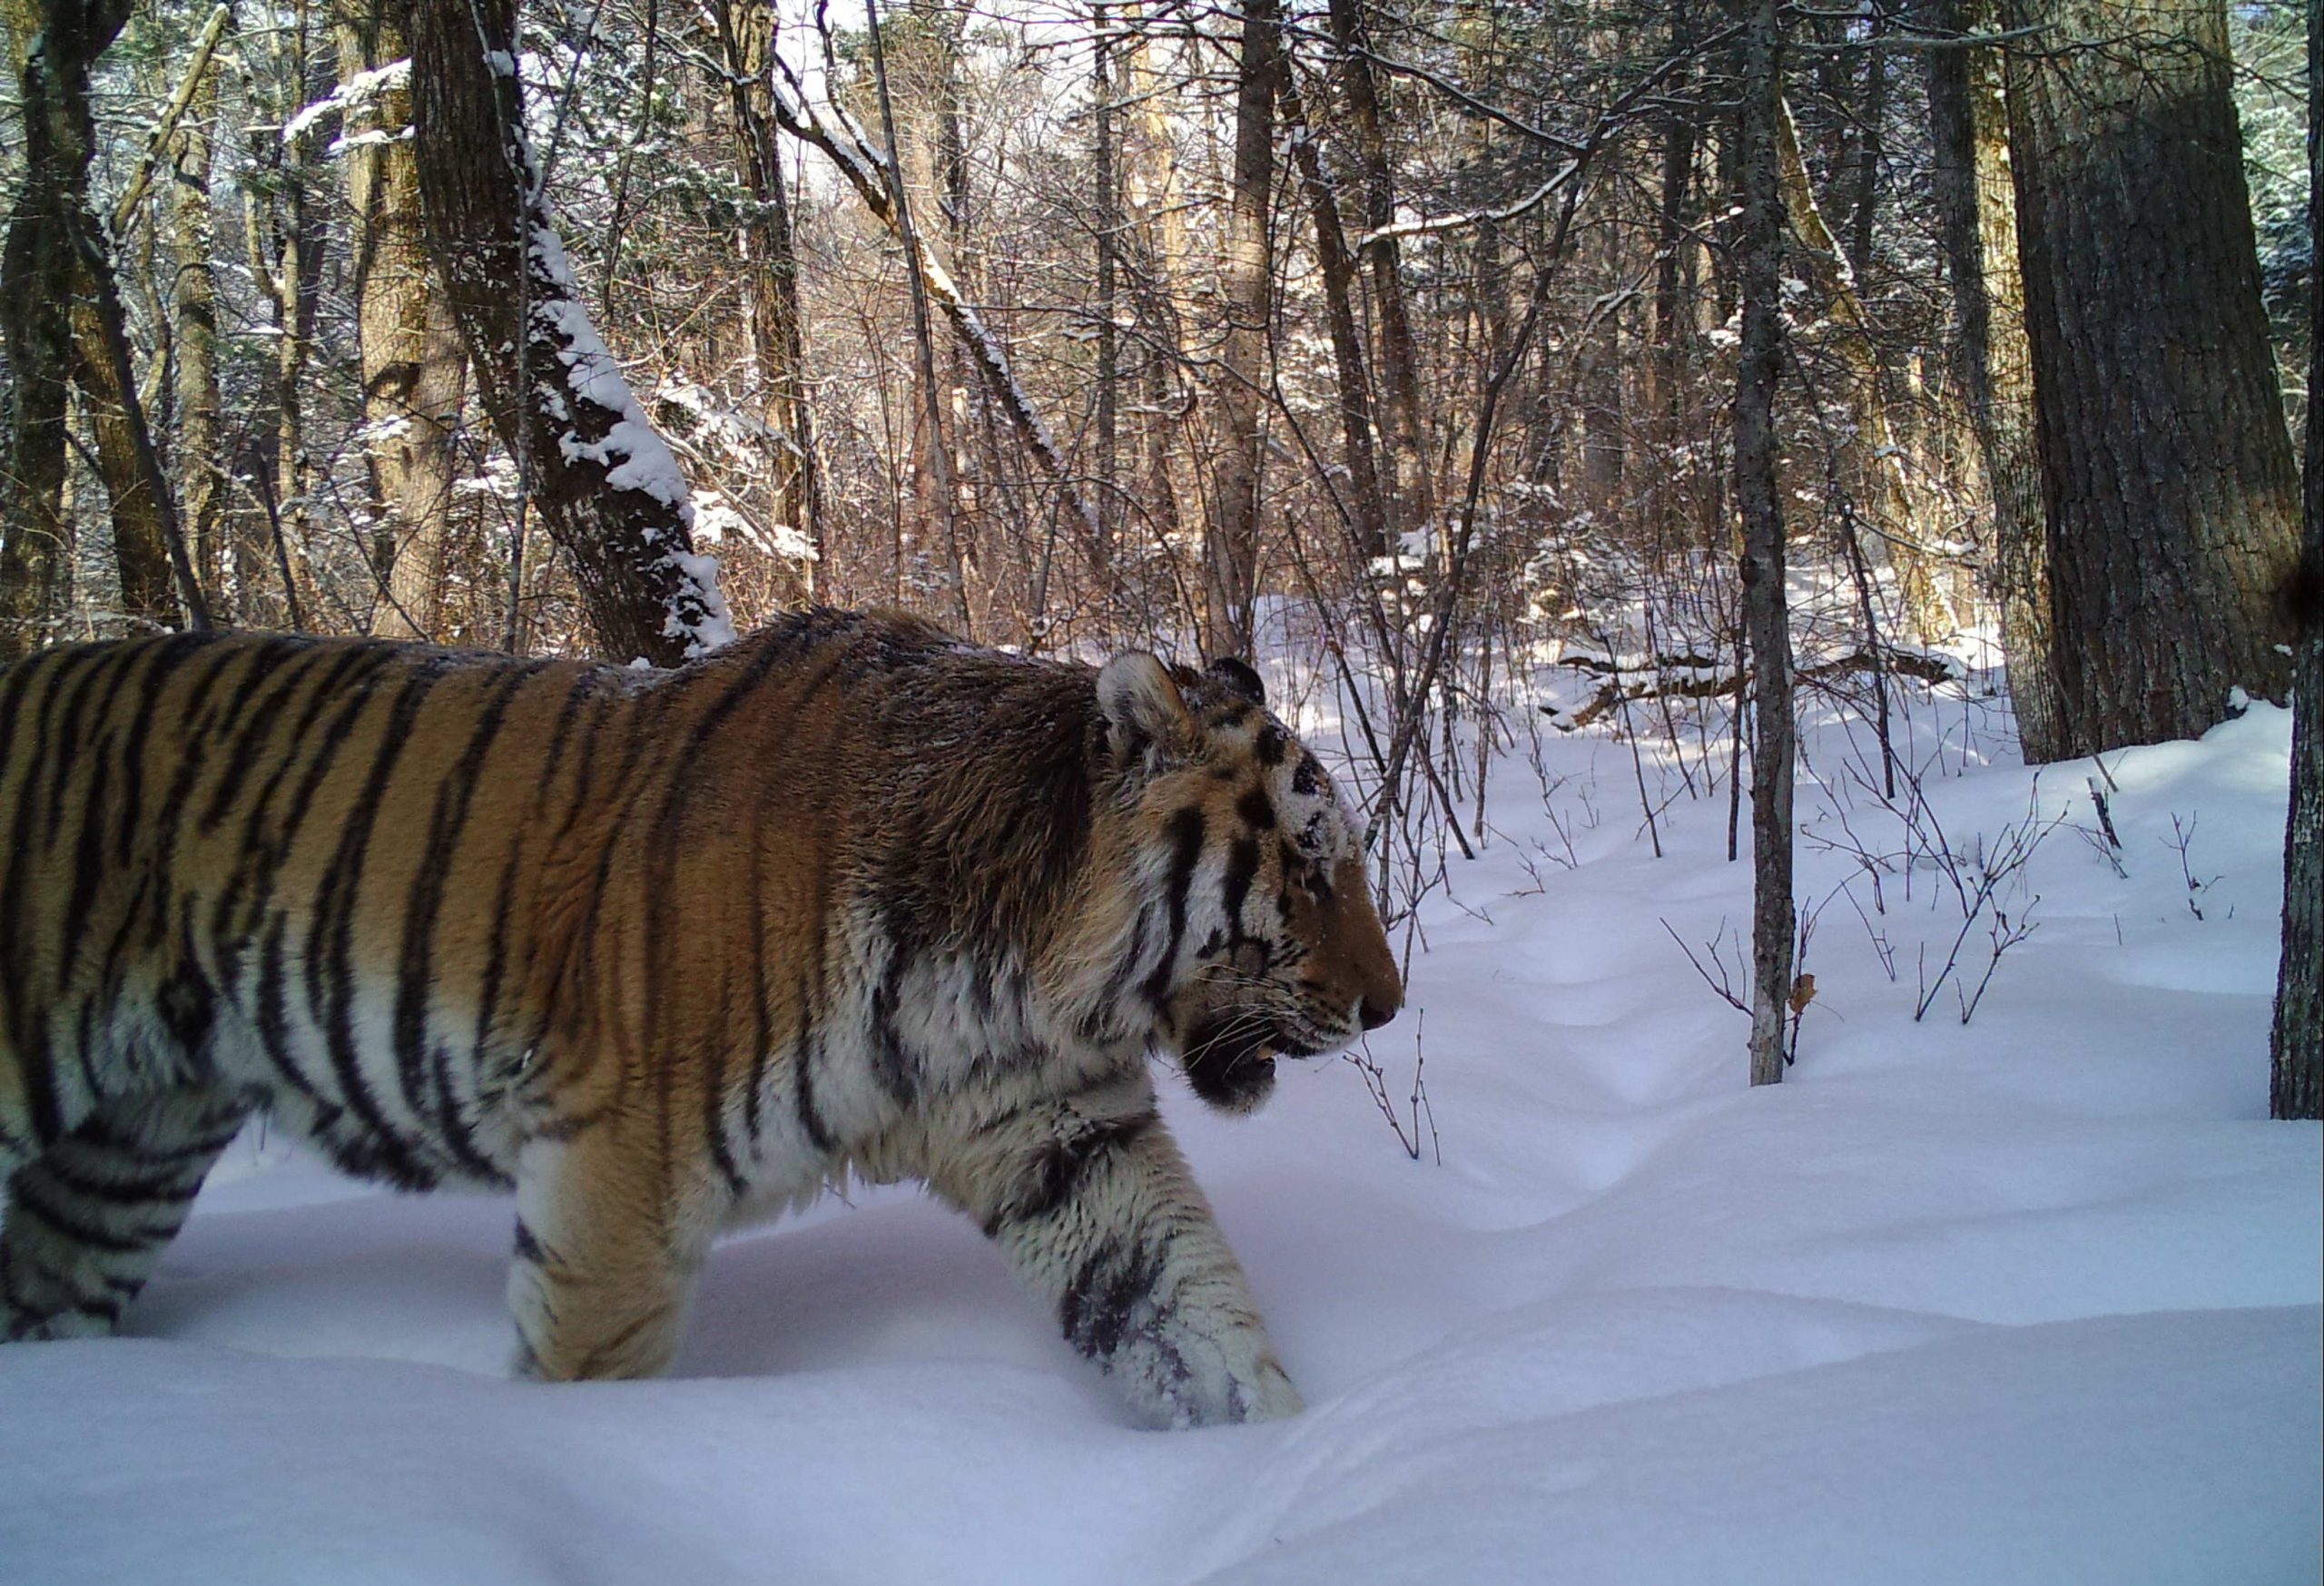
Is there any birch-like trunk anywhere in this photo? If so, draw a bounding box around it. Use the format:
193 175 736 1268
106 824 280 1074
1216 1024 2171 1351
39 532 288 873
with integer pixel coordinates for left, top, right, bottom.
337 0 468 641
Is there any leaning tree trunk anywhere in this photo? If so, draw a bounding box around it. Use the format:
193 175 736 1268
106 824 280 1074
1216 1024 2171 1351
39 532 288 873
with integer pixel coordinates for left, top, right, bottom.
1736 0 1796 1089
1206 0 1284 663
1927 0 2062 760
2004 0 2301 756
2269 0 2321 1123
338 0 468 642
408 0 732 665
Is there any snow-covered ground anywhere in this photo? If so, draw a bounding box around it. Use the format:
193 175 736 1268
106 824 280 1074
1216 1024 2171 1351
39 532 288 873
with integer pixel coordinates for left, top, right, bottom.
4 647 2318 1585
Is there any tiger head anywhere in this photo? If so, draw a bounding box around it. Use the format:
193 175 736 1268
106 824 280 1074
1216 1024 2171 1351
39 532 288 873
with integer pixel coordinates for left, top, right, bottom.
1088 651 1403 1113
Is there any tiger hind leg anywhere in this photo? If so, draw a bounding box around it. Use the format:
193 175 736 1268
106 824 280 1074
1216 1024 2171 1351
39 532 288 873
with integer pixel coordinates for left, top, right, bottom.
1 1085 253 1342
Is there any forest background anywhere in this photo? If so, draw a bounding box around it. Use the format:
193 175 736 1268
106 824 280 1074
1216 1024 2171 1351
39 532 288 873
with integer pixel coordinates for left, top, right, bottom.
0 0 2317 1105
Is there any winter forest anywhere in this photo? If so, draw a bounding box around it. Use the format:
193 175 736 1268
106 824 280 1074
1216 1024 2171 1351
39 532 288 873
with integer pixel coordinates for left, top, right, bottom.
3 0 2321 1578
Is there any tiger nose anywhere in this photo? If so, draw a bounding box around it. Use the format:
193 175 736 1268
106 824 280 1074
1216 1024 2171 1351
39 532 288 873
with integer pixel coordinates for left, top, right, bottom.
1359 997 1397 1031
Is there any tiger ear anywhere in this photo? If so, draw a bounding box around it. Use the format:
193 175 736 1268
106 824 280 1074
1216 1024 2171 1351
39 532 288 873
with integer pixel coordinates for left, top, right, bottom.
1206 656 1266 705
1097 652 1194 768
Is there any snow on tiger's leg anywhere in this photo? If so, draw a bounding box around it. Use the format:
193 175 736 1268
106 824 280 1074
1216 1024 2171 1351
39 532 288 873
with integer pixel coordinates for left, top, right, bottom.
927 1072 1302 1428
1 1085 252 1341
506 1118 722 1382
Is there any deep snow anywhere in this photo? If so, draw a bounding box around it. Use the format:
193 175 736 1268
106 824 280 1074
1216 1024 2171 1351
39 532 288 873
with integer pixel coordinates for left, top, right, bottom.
2 646 2318 1585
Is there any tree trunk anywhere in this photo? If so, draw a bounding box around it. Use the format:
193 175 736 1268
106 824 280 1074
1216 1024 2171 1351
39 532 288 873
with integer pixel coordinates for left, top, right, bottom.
172 13 227 609
1207 0 1284 662
2004 0 2301 754
1927 0 2061 759
1737 0 1796 1088
1773 95 1951 641
1280 62 1390 561
1090 0 1118 578
337 0 468 642
408 0 733 665
715 0 820 603
2270 0 2321 1123
68 297 177 632
0 0 128 657
1326 0 1432 543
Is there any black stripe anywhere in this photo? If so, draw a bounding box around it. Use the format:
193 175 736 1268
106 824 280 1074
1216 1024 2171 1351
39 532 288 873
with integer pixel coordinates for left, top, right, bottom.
58 734 114 974
394 665 534 1178
33 1150 210 1207
740 847 773 1153
303 664 445 1187
8 1181 181 1256
0 653 104 1114
985 1109 1157 1236
472 667 609 1063
208 644 384 839
251 915 324 1101
195 639 340 832
868 951 916 1105
1059 1235 1163 1361
111 633 222 867
1220 837 1261 948
1142 807 1206 1007
41 645 129 845
791 989 833 1152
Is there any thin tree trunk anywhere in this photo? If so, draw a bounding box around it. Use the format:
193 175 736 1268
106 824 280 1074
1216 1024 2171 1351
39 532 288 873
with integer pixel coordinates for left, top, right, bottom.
1208 0 1284 662
2004 0 2301 754
408 0 734 665
1091 0 1118 579
1927 0 2060 757
338 0 468 641
1774 95 1950 641
1326 0 1431 542
716 0 820 603
171 10 227 610
1280 61 1390 561
1737 0 1796 1088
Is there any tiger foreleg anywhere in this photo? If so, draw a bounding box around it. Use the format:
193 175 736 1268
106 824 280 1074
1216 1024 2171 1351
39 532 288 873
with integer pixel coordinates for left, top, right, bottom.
930 1076 1302 1429
505 1125 721 1382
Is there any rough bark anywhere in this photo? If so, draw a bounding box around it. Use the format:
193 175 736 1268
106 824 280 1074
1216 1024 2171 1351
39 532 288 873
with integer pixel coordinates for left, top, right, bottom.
408 0 733 665
1927 0 2061 759
0 0 129 656
714 0 820 601
1207 0 1285 662
1737 0 1796 1088
2004 0 2301 754
69 296 176 627
2270 0 2321 1122
337 0 468 641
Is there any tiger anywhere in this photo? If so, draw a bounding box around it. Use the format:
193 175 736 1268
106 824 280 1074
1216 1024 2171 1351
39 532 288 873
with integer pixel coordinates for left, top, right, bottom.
0 608 1401 1427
